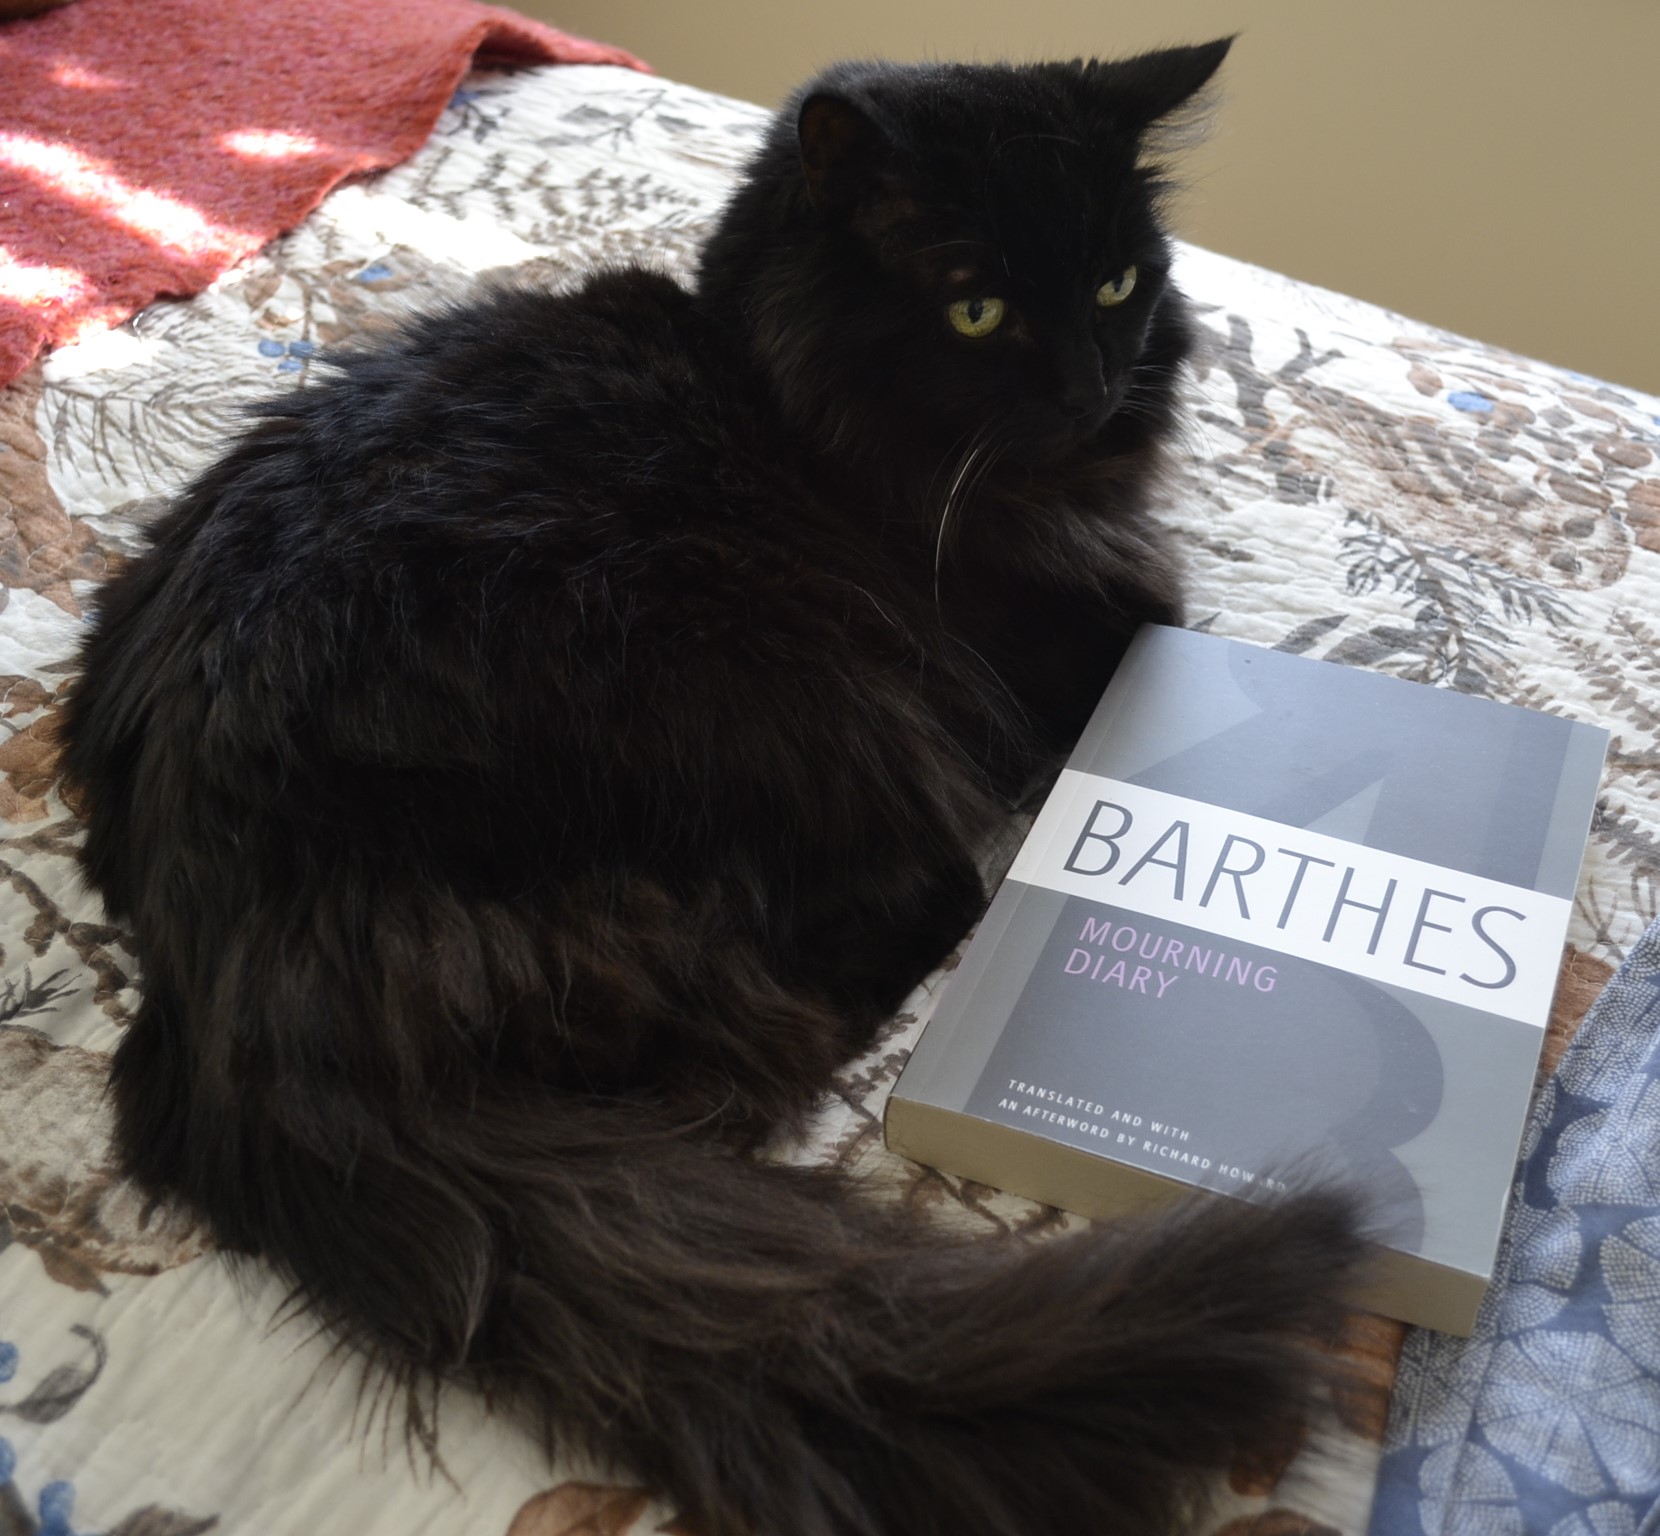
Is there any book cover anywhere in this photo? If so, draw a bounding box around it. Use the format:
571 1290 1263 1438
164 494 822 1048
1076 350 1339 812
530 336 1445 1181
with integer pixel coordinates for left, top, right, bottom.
885 625 1609 1334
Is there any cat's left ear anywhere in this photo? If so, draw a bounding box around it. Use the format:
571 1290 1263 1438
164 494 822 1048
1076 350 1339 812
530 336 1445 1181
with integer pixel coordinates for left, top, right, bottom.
1089 37 1234 134
798 93 893 213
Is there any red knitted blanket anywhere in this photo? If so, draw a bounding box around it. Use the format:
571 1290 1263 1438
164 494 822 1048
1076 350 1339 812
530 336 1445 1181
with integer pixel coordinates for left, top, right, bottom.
0 0 644 387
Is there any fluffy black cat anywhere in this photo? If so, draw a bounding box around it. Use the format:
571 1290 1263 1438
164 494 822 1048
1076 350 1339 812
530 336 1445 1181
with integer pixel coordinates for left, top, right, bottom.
62 41 1362 1536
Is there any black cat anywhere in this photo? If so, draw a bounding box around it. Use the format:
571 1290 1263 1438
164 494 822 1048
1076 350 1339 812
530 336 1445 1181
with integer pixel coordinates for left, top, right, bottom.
62 41 1361 1536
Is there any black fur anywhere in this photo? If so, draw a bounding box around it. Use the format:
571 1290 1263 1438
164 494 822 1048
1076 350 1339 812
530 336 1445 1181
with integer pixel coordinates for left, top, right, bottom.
62 42 1363 1536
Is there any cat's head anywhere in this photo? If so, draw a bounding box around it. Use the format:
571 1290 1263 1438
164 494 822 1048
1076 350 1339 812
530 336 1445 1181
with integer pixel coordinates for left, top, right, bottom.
697 43 1229 483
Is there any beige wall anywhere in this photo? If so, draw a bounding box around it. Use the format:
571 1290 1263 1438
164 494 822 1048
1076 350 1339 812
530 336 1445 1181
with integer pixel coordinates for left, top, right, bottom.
509 0 1660 397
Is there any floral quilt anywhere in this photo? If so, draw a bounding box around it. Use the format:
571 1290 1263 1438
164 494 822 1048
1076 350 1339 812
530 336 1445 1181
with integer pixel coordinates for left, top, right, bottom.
1 61 1657 1536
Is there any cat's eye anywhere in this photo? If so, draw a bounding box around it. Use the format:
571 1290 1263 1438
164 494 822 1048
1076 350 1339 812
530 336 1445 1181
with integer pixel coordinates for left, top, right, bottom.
1096 267 1137 308
947 296 1006 338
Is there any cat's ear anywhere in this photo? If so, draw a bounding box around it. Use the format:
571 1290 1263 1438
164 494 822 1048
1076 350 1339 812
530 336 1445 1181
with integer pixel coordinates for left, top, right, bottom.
798 93 893 213
1088 37 1234 135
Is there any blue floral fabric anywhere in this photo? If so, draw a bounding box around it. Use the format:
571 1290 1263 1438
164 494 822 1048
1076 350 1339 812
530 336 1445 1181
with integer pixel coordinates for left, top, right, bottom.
1371 918 1660 1535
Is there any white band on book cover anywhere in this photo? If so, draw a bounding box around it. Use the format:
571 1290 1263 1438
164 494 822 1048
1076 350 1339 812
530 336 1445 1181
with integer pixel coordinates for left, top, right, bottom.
1009 770 1570 1027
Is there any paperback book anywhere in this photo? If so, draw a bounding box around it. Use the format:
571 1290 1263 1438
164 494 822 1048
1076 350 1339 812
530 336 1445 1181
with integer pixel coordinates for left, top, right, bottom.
885 625 1608 1334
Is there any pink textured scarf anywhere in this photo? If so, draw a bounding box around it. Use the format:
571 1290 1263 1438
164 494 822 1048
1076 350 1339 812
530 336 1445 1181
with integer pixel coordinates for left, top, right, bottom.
0 0 644 386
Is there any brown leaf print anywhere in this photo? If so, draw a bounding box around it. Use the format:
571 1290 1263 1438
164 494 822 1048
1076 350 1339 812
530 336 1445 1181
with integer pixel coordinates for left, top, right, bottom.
1625 478 1660 556
1594 434 1655 474
507 1483 652 1536
1199 319 1645 604
0 678 49 718
1407 363 1442 397
0 824 136 1021
0 1026 208 1289
104 1511 220 1536
1540 945 1616 1085
0 683 66 825
0 366 108 618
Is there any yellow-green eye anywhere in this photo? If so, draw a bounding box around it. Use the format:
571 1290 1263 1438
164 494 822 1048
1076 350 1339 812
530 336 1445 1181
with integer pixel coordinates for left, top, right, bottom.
947 296 1006 337
1096 267 1137 307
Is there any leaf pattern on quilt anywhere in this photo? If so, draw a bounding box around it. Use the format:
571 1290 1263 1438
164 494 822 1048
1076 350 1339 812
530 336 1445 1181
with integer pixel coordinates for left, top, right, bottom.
0 1027 206 1288
1169 253 1660 981
0 819 137 1026
103 1511 219 1536
0 680 67 828
507 1483 653 1536
0 1330 188 1536
0 370 106 623
0 1325 104 1426
0 969 73 1029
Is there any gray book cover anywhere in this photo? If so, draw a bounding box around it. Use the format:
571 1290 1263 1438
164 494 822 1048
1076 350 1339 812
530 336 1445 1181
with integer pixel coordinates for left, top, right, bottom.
886 625 1609 1334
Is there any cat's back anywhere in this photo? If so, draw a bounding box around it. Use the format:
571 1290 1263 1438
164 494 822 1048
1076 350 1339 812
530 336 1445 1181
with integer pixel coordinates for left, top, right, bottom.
215 267 774 570
64 264 917 905
92 265 819 684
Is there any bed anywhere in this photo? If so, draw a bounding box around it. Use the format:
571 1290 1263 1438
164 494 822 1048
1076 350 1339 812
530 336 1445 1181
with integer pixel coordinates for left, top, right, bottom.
2 53 1658 1536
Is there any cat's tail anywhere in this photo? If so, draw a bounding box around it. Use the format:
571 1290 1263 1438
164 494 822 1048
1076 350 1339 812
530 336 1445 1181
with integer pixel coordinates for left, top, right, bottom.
155 1055 1363 1536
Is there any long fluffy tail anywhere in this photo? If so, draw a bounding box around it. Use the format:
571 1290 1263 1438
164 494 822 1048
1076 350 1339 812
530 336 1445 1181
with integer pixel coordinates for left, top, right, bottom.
126 1034 1361 1536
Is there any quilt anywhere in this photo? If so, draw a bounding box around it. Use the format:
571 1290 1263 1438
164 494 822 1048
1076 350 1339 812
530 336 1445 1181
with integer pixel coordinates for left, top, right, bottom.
1 61 1658 1536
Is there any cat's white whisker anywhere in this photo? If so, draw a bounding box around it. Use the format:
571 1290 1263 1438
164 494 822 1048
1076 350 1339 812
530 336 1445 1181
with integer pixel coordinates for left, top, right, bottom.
933 427 993 609
921 424 980 525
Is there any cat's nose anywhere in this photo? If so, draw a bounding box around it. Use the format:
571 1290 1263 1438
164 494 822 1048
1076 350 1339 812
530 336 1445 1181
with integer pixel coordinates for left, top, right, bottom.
1063 385 1104 415
1063 377 1117 432
1061 364 1117 421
